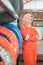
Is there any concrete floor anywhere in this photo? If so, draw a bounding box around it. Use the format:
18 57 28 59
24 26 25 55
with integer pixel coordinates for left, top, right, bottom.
19 61 43 65
37 61 43 65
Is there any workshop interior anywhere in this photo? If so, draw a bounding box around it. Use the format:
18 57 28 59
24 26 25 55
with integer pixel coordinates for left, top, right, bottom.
0 0 43 65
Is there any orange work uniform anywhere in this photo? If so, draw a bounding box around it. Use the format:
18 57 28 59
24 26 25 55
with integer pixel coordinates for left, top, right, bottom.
20 24 38 65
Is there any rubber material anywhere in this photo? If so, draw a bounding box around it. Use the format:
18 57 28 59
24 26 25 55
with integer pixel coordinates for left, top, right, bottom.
0 26 18 57
0 33 10 42
1 24 22 52
0 37 17 65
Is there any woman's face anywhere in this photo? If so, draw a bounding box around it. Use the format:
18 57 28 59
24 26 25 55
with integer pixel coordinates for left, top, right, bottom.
22 13 33 26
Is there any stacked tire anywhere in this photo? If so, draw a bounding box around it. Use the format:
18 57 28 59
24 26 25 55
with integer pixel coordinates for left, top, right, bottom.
0 26 18 65
0 0 23 64
0 24 22 65
2 24 22 53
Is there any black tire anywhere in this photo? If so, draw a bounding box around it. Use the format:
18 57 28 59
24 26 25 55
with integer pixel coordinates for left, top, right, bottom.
9 0 23 15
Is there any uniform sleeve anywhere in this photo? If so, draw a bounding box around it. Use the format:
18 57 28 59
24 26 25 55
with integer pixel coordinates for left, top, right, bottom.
19 25 30 41
34 28 39 39
28 28 39 42
29 35 37 42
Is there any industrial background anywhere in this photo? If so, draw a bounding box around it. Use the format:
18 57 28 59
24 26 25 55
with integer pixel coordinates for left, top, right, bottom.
0 0 43 65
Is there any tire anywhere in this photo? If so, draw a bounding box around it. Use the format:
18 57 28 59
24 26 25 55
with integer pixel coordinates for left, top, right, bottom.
1 24 22 53
0 37 17 65
0 26 18 57
0 46 12 65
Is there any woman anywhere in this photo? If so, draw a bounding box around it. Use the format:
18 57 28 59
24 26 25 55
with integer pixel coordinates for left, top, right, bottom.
19 11 39 65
